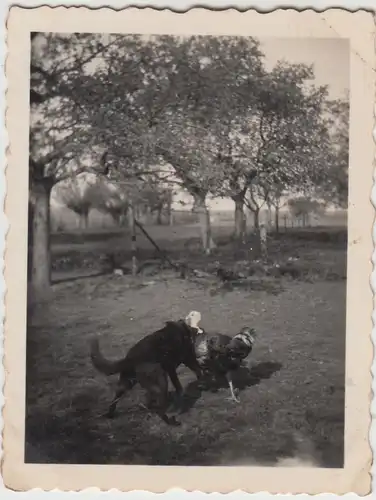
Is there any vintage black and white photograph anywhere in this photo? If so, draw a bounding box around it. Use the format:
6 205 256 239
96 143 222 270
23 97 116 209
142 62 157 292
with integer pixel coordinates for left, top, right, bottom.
3 6 374 495
27 29 349 465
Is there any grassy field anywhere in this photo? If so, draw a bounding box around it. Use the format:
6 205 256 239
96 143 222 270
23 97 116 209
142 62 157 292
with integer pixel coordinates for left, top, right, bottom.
25 226 346 467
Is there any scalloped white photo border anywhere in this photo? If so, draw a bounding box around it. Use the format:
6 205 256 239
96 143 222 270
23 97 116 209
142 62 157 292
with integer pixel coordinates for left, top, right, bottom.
1 2 375 499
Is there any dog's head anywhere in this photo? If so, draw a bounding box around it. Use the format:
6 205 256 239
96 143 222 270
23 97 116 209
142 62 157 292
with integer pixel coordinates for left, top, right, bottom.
234 327 256 347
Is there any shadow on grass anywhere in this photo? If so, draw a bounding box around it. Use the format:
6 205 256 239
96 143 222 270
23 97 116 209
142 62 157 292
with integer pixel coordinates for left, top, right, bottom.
25 389 147 465
179 361 283 415
25 388 226 466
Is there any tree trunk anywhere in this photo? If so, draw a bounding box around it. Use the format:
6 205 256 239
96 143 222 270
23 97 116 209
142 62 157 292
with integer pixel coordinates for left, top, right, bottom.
275 206 280 233
233 193 246 242
259 223 268 261
127 205 133 228
28 202 34 283
193 194 215 254
31 180 53 299
252 208 260 231
167 203 173 226
79 211 89 230
241 212 247 244
120 209 128 227
156 207 163 225
135 204 141 222
267 203 273 227
168 210 174 226
112 213 121 226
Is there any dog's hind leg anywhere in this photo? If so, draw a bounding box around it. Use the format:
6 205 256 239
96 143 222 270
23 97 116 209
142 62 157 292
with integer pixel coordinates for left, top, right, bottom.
107 388 126 418
106 374 136 418
141 365 181 427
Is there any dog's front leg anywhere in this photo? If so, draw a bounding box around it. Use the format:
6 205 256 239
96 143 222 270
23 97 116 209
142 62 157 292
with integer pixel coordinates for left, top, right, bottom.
166 367 183 396
184 359 204 383
165 367 185 409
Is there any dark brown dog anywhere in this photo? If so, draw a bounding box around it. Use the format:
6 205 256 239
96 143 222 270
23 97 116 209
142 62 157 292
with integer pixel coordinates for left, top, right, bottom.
90 319 204 426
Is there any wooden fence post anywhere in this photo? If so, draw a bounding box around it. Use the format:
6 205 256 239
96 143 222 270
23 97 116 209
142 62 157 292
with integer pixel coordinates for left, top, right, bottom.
259 222 268 261
169 210 174 226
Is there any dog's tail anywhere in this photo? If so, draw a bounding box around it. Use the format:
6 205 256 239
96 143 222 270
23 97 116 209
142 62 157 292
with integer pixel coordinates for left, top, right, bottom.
90 337 125 376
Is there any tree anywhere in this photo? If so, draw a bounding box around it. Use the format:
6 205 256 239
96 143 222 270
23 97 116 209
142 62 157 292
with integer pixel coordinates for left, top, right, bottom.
29 33 159 296
156 120 221 253
266 184 286 233
87 179 129 226
318 98 349 207
244 180 269 231
97 34 264 250
211 61 333 243
181 36 264 243
288 196 326 227
54 174 97 229
142 36 262 250
29 33 124 296
70 35 264 251
140 185 174 225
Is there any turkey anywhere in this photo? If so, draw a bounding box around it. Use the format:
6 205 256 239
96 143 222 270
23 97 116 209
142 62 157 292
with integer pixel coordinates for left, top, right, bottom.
194 327 256 403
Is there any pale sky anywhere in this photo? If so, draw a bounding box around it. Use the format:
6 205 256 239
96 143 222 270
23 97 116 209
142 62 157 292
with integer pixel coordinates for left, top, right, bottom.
260 37 349 100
